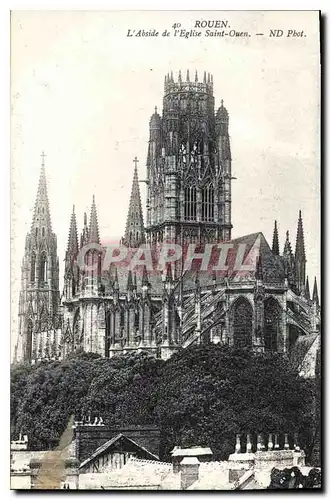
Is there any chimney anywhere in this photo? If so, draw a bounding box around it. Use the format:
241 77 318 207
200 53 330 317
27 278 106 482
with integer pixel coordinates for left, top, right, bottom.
180 457 200 490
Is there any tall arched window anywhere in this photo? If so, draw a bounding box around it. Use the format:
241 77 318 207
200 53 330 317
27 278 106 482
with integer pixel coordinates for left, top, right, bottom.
184 186 197 221
39 253 47 282
134 310 139 330
30 252 36 283
232 298 253 349
264 298 281 352
201 185 215 222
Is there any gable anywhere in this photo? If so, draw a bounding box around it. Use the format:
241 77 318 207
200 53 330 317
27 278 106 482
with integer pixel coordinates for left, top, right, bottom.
79 433 159 473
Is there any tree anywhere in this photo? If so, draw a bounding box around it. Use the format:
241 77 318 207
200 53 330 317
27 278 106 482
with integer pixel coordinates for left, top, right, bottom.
11 346 316 462
153 345 315 460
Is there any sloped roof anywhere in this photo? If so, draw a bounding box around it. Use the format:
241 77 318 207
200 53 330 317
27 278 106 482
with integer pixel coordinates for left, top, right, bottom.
101 231 285 296
79 433 159 470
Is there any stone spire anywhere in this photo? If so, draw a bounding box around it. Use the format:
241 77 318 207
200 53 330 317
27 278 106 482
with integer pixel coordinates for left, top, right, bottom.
312 277 319 307
31 151 52 236
295 210 306 293
305 276 311 301
272 220 279 255
88 195 100 244
122 158 145 248
66 205 78 257
295 211 306 261
17 152 60 363
283 230 295 286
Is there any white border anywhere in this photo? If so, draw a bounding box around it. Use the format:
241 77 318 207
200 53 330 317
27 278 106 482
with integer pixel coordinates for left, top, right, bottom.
2 1 328 498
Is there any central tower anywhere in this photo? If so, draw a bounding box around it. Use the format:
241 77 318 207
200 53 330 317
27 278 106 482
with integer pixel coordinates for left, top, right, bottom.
145 70 232 248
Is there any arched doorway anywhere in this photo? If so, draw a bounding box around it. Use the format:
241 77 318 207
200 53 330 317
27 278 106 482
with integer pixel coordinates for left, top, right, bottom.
264 298 281 352
232 298 253 349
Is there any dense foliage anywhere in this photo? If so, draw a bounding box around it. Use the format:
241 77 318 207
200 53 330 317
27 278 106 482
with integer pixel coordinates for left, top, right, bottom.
268 467 321 489
11 345 318 461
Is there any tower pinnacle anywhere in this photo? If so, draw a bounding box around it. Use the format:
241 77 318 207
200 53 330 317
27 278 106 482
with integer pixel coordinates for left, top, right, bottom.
122 158 145 248
88 195 100 244
305 276 311 301
295 210 306 293
312 277 319 307
66 205 78 256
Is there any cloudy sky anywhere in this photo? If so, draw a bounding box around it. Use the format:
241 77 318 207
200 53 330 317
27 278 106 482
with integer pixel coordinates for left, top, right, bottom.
11 10 320 341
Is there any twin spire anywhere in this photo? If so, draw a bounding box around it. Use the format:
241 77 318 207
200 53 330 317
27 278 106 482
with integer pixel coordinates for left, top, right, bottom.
272 212 319 304
66 195 100 258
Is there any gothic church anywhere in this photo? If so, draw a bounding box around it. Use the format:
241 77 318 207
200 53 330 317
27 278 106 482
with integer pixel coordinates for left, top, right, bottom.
15 71 320 363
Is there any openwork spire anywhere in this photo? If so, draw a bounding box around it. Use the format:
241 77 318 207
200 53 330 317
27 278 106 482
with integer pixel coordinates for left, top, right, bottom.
122 158 145 248
88 195 100 244
312 277 319 307
272 220 279 255
66 205 78 256
31 151 52 234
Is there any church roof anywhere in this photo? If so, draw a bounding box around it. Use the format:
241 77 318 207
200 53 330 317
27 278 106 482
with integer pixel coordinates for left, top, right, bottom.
102 231 286 296
181 232 286 292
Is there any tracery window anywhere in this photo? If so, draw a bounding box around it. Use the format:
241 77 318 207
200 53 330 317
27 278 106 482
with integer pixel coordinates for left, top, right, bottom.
184 186 197 221
39 253 47 282
264 298 281 352
201 185 214 222
30 252 36 283
232 298 253 349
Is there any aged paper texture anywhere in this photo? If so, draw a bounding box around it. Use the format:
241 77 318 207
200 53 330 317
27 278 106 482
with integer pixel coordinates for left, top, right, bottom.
11 10 321 490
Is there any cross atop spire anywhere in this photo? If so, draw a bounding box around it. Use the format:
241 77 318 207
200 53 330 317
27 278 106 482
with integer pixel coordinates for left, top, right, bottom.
40 151 46 167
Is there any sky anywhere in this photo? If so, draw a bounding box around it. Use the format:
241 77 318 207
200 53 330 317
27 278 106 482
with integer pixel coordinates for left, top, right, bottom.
11 10 320 342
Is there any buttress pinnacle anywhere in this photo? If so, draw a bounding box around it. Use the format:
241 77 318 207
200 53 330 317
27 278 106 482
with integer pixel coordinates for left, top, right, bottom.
272 220 280 255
